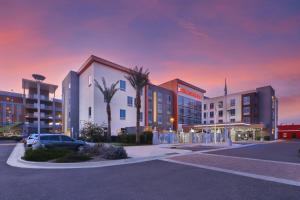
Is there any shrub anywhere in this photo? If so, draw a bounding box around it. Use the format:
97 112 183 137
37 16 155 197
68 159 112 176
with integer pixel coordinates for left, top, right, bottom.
140 131 153 144
78 143 103 156
255 136 261 141
119 134 136 144
23 148 71 162
80 121 106 142
101 145 128 160
55 152 91 163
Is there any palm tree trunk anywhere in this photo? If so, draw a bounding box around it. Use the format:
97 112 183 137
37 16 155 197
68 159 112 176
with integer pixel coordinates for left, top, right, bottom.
136 92 141 144
107 103 111 142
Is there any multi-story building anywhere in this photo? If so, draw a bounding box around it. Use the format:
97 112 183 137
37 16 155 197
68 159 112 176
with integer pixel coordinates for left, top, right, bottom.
22 79 62 135
145 83 174 132
200 86 278 140
159 79 205 130
0 91 24 130
62 55 146 138
62 55 278 141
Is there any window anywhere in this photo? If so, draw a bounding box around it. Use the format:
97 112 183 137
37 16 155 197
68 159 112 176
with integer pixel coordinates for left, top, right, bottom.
140 112 143 122
88 107 91 118
218 119 223 123
158 114 163 124
61 135 74 142
218 110 223 117
243 116 251 123
203 104 207 110
230 118 235 123
203 121 206 124
204 112 207 119
230 109 236 116
230 99 236 107
148 89 153 99
120 109 126 120
127 96 133 107
158 92 163 102
243 106 250 114
210 103 214 109
218 101 223 108
243 96 251 105
120 80 126 91
167 95 171 103
88 75 92 87
68 83 71 89
210 111 214 118
210 120 214 124
158 103 163 113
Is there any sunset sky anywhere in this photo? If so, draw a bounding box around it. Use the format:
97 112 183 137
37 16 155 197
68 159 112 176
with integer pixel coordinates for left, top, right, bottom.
0 0 299 124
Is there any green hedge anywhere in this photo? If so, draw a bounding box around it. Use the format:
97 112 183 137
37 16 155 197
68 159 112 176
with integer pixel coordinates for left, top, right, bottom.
55 153 91 163
23 148 72 162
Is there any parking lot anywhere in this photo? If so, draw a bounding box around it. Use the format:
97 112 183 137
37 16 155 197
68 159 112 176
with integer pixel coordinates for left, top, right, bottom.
1 140 300 200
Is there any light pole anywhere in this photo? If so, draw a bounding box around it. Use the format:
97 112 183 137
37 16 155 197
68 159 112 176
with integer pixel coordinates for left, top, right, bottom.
170 117 175 131
32 74 45 137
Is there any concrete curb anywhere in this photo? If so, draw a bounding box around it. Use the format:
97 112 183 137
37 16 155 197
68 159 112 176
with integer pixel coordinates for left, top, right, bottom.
6 143 192 169
6 142 258 169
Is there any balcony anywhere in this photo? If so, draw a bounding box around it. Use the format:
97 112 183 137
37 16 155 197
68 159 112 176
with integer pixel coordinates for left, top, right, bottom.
26 94 50 101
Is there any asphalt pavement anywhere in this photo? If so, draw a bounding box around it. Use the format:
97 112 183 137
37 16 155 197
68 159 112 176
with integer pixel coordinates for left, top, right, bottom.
1 141 300 200
207 140 300 163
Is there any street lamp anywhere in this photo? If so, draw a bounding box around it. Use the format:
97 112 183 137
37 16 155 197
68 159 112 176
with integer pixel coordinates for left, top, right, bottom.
170 117 175 131
32 74 46 137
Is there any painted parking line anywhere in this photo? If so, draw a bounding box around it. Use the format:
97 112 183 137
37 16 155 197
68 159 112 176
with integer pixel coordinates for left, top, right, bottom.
0 143 17 146
161 158 300 187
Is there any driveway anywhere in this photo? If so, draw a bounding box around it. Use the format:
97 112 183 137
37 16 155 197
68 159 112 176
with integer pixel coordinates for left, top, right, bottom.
1 141 300 200
207 140 300 163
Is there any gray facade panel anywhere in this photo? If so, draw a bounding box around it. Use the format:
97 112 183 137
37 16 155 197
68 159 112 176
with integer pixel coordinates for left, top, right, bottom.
62 71 79 138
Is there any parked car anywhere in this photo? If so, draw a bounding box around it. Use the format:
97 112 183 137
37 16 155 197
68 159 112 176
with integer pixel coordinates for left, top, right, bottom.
25 134 39 147
32 134 86 150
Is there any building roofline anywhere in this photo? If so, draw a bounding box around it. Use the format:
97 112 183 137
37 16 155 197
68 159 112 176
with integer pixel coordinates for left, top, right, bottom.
77 55 130 75
22 79 58 93
0 90 23 97
160 78 206 93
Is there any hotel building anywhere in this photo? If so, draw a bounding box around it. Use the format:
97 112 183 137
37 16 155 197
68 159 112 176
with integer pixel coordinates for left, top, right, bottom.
197 86 278 140
62 55 278 140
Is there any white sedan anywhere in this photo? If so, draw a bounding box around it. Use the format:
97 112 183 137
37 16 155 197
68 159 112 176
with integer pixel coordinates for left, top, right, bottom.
25 134 39 147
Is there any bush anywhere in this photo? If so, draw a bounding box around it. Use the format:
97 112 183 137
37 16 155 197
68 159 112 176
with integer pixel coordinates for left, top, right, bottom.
255 136 261 141
102 145 127 160
119 134 136 144
80 121 106 142
23 148 71 162
140 131 153 144
55 153 91 163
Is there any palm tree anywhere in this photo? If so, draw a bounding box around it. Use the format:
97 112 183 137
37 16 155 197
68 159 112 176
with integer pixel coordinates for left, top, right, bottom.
94 78 119 142
125 66 149 144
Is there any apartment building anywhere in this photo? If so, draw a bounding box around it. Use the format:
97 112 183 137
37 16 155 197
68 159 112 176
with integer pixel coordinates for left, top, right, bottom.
0 91 24 128
22 79 62 135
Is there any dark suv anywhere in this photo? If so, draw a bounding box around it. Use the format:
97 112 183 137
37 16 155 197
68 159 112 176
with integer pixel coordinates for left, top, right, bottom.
32 134 86 150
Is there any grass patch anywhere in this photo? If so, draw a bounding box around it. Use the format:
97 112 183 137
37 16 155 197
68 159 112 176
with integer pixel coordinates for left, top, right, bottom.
23 148 71 162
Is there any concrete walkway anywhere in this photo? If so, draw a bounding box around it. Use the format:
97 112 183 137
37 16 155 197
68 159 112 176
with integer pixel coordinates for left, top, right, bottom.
163 152 300 187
